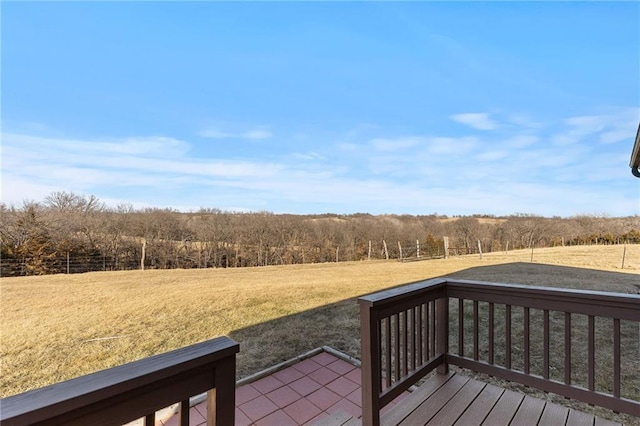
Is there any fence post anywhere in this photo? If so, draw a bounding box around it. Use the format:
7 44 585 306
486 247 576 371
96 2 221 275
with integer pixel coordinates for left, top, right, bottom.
443 237 449 259
530 244 534 263
141 239 146 271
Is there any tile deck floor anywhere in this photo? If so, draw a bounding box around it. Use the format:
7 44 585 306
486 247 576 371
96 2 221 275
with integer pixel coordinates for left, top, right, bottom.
159 350 410 426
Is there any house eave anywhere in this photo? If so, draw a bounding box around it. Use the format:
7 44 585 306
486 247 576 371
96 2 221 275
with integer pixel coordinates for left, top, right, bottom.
631 122 640 177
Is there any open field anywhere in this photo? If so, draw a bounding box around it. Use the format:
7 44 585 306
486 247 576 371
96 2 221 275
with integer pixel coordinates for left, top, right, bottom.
1 244 639 421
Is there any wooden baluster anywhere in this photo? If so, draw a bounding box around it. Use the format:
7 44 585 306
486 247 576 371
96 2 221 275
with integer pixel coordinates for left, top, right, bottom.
565 312 571 385
436 297 449 374
613 318 621 398
417 304 424 366
385 317 392 389
505 305 512 369
411 305 422 370
403 310 409 377
405 309 411 374
379 320 384 393
543 310 550 380
394 313 401 382
488 302 494 365
473 301 479 361
588 315 595 391
524 307 530 375
430 300 436 360
458 299 464 357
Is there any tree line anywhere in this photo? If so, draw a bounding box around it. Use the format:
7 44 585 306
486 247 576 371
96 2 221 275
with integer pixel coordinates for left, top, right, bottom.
1 192 639 276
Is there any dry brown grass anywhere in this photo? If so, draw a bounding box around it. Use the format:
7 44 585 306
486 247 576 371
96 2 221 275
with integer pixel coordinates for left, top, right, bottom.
1 244 638 422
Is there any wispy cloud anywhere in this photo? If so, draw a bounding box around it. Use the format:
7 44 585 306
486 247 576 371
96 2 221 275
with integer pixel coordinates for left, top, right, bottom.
198 127 272 140
505 113 544 130
450 113 499 131
370 136 423 151
552 107 639 146
425 136 478 154
242 129 272 140
2 104 637 216
553 115 606 145
1 132 285 208
292 152 325 161
505 135 539 148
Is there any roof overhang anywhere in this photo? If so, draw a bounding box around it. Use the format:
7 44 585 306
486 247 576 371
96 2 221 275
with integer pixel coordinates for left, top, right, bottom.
631 123 640 178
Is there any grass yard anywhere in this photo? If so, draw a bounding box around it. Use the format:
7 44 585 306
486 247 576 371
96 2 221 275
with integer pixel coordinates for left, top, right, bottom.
1 244 639 422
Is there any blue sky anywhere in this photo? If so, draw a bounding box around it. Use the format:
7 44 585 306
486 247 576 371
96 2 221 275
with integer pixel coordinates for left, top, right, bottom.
2 2 639 216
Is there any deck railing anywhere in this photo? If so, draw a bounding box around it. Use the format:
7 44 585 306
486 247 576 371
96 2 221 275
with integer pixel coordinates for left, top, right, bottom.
0 336 239 426
359 278 640 426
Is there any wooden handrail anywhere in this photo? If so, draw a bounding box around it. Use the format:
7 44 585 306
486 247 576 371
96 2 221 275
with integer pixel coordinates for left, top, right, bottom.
0 336 239 426
445 279 640 320
359 279 640 426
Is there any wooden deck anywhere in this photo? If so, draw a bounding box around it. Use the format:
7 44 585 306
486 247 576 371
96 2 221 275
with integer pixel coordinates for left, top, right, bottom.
322 372 622 426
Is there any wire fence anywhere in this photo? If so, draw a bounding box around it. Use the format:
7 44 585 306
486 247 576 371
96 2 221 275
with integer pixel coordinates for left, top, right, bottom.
0 238 449 277
5 237 630 277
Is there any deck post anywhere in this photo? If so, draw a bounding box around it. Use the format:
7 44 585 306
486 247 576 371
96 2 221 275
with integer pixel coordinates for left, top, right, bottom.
360 300 381 426
208 355 236 426
436 297 449 374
